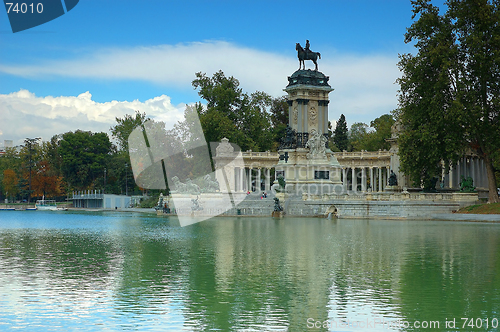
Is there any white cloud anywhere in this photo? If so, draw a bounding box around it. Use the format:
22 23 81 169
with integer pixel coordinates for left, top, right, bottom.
0 89 185 146
0 41 295 97
324 54 401 125
0 41 402 138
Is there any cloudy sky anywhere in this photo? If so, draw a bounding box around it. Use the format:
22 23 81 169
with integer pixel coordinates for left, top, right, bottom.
0 0 444 146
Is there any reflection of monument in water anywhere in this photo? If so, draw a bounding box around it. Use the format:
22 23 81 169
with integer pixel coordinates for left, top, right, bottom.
275 68 343 195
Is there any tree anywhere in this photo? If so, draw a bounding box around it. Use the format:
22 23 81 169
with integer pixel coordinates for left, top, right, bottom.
41 135 63 176
367 114 395 151
192 71 274 152
270 96 289 129
348 122 369 151
395 0 500 202
269 96 290 150
59 130 112 190
30 160 64 198
111 111 149 151
333 114 349 151
22 137 41 203
3 169 18 201
0 147 21 200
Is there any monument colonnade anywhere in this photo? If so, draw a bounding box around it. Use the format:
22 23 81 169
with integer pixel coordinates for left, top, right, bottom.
336 150 392 192
443 155 489 190
214 141 488 193
215 143 394 194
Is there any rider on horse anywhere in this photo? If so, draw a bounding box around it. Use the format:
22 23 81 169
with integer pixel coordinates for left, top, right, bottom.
296 40 321 71
305 40 311 56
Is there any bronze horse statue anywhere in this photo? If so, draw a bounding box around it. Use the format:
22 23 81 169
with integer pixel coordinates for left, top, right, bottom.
296 43 321 71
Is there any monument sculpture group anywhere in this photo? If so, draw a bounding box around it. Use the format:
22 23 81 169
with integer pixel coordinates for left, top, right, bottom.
132 40 482 222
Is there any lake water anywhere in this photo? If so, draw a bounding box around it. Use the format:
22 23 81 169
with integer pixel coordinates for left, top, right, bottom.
0 211 499 331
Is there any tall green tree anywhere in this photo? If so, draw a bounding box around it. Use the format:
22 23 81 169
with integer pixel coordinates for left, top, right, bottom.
0 147 21 200
59 130 112 190
192 71 274 152
21 137 41 203
368 114 395 151
333 114 349 151
348 122 369 151
110 111 150 195
269 96 289 150
111 111 149 152
395 0 500 202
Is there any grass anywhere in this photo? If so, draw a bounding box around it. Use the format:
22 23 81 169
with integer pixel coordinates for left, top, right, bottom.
457 202 500 214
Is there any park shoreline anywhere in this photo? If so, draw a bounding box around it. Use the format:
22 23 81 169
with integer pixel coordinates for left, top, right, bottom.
67 206 500 222
2 204 499 222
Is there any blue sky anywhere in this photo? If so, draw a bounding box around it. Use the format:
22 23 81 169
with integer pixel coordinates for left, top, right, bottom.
0 0 440 146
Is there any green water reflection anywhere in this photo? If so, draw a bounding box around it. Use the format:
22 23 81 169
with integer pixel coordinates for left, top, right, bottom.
0 211 499 331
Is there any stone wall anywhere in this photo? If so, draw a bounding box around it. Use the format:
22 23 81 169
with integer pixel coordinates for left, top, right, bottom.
166 192 478 220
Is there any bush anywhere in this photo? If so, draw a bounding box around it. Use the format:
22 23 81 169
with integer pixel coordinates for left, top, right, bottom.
140 196 159 208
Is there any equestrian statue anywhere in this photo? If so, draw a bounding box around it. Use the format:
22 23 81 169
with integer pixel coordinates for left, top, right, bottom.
296 40 321 71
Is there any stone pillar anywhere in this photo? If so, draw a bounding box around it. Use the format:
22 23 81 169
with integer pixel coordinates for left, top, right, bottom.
265 168 271 192
449 164 454 189
234 167 239 192
248 168 253 192
384 167 388 190
476 158 481 188
342 168 348 192
351 167 356 192
257 168 262 192
378 167 382 192
244 168 248 192
471 157 475 186
361 167 367 192
240 168 245 192
369 167 374 192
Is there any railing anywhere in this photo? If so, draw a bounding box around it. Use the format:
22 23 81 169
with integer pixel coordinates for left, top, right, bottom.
242 151 279 158
334 150 392 159
72 191 104 199
303 192 477 202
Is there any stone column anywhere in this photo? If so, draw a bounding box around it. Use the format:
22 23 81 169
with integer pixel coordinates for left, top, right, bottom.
361 167 367 192
450 164 454 189
236 168 240 192
471 157 475 186
257 168 262 192
240 167 244 191
248 168 253 192
476 158 481 188
234 167 239 192
342 168 348 193
378 167 382 192
240 167 245 191
265 168 271 192
384 167 388 190
351 167 356 192
369 167 374 192
243 168 248 192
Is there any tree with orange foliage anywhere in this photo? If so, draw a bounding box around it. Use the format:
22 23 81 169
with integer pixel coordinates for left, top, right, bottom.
3 169 18 200
30 160 64 198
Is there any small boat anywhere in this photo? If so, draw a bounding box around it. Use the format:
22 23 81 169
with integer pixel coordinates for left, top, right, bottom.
35 200 67 211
